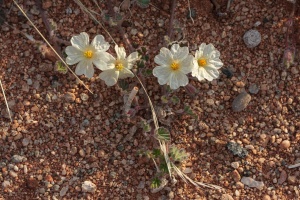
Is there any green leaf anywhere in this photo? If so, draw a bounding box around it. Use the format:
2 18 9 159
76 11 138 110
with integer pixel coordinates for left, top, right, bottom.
137 60 145 68
152 148 161 158
150 177 161 189
144 55 149 62
141 46 147 53
160 95 169 104
141 120 151 132
159 162 169 173
171 96 180 104
184 105 197 119
144 69 152 76
55 61 68 74
156 127 170 141
169 145 188 164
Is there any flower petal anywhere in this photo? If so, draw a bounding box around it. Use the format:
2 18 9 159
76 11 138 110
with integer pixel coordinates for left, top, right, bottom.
119 68 134 79
65 46 84 65
85 64 95 78
99 69 119 86
127 52 139 69
208 58 223 69
75 60 87 76
171 44 189 60
196 43 206 58
154 47 172 66
204 66 220 80
203 44 215 57
71 32 89 50
115 45 126 60
91 34 110 52
191 67 206 81
169 72 189 90
179 55 193 74
93 59 107 71
75 60 94 78
94 52 115 70
153 66 172 85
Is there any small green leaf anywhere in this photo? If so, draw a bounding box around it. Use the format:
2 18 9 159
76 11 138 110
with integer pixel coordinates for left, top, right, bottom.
144 55 149 61
183 105 197 119
137 60 145 68
55 61 68 74
160 95 169 104
159 162 169 173
141 120 151 132
156 127 170 141
171 96 180 104
152 148 161 158
144 69 152 76
150 177 161 189
141 46 147 53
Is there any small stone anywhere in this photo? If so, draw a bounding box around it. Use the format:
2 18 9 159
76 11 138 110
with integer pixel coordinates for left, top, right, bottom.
60 186 68 197
26 177 39 189
291 66 299 74
22 138 30 146
64 92 76 102
231 170 241 182
9 171 17 178
249 84 260 94
254 21 261 27
183 168 192 174
262 195 271 200
130 28 138 35
39 188 46 194
79 149 85 157
288 175 297 184
70 147 78 155
2 180 10 188
280 140 290 149
11 155 25 163
241 177 264 190
231 162 239 169
243 29 261 48
232 91 251 112
82 180 97 193
278 170 287 184
168 191 175 199
221 194 234 200
226 142 248 158
80 93 89 101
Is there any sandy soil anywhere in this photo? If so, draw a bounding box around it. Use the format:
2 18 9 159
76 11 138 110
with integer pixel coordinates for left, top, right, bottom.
0 0 300 199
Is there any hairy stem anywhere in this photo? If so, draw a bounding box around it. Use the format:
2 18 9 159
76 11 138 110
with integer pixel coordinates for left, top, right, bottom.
168 0 177 41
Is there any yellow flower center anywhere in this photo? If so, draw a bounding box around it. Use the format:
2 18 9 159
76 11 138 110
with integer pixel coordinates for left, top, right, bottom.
170 61 180 71
115 61 124 71
84 50 93 59
198 58 207 67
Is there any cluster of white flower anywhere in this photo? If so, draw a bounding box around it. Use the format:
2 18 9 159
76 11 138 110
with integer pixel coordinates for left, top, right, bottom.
66 32 223 89
153 43 223 89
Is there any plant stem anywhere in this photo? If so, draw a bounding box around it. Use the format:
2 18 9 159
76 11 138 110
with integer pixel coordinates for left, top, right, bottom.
210 0 220 10
168 0 177 41
0 79 12 122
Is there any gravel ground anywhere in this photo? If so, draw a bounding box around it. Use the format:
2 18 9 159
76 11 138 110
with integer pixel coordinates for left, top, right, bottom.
0 0 300 199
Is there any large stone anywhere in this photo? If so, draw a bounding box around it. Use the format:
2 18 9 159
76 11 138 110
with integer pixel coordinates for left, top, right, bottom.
241 177 264 190
243 29 261 48
82 181 97 193
232 91 251 112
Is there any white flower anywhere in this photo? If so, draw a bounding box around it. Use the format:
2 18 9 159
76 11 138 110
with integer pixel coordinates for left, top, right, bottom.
191 43 223 81
153 44 193 90
98 45 139 86
65 32 110 78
